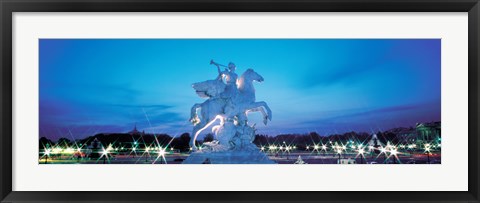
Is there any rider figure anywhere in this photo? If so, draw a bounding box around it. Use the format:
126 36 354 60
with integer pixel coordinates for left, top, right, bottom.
214 62 238 99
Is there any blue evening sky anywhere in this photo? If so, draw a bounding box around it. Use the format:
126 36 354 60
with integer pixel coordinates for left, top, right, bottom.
39 39 440 141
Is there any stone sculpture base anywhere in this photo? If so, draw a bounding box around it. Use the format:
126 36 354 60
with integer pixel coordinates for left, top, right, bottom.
182 149 276 164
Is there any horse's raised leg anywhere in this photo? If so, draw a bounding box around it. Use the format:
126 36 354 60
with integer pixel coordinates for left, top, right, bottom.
190 103 201 124
190 120 206 151
247 101 272 123
257 101 272 121
247 107 269 125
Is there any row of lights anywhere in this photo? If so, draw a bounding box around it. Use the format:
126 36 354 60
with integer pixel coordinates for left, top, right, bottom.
256 141 437 157
42 144 175 156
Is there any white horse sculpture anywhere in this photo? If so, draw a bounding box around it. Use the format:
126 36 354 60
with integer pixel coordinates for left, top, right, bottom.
189 69 272 150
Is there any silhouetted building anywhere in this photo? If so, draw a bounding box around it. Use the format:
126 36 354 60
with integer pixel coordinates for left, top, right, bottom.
396 128 417 144
416 122 441 144
129 124 141 135
394 122 441 145
87 138 102 158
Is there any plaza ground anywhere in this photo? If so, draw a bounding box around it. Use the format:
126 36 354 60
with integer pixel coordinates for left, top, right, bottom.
39 151 441 164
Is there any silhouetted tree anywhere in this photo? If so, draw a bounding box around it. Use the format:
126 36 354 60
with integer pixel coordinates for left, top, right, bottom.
39 137 54 149
203 133 214 143
57 137 72 147
171 133 191 151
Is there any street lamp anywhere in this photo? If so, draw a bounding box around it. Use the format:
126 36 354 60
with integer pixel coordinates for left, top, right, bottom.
76 147 82 161
358 148 365 164
285 146 291 160
101 148 109 164
380 147 387 164
425 145 431 164
336 149 342 163
322 145 327 156
157 147 166 164
131 146 137 158
368 145 374 158
43 148 51 164
390 148 398 164
279 146 284 158
145 147 150 162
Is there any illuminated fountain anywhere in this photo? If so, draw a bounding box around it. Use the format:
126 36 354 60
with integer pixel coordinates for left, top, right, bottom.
183 60 274 164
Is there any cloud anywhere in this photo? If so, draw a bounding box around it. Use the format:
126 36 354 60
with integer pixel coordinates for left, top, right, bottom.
268 102 441 135
109 104 173 109
39 123 128 141
298 56 394 89
331 104 421 120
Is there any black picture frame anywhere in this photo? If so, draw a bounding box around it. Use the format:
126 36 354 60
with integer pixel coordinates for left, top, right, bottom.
1 0 479 202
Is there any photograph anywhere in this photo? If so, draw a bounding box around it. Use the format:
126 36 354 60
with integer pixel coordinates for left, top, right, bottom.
38 39 441 164
2 0 477 201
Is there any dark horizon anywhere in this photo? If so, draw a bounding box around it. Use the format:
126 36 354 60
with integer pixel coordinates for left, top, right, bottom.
40 120 440 142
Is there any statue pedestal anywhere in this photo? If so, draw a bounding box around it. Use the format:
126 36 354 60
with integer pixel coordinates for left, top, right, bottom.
182 149 275 164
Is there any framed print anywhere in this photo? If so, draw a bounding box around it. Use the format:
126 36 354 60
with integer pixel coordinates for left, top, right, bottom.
1 0 479 202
